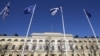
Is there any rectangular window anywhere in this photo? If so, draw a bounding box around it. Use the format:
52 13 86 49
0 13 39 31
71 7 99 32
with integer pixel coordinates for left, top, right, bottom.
51 54 55 56
25 45 28 50
12 45 15 49
38 54 41 56
9 54 12 56
19 45 22 50
4 45 8 50
52 46 54 50
58 46 61 50
39 45 42 50
31 54 34 56
1 55 4 56
32 45 36 50
45 54 48 56
17 54 20 56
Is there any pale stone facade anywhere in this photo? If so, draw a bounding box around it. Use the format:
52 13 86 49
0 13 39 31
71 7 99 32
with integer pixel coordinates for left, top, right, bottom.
0 32 100 56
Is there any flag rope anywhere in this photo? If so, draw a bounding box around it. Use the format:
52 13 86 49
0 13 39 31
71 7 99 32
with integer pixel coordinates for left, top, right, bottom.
60 6 69 56
21 4 36 56
83 8 100 49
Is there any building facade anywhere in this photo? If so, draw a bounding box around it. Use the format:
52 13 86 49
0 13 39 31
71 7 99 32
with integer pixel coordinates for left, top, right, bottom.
0 32 100 56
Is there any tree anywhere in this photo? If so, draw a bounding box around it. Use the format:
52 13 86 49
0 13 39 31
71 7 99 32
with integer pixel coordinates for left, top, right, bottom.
13 33 19 36
74 35 79 38
2 34 7 36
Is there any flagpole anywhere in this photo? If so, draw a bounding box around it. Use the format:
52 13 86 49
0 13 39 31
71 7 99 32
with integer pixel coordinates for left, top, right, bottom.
0 1 10 15
60 6 69 56
21 4 36 56
83 8 99 48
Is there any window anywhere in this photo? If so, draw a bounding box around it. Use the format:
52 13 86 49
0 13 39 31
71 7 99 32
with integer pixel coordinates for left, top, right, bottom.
9 54 12 56
45 54 48 56
75 46 78 49
52 46 54 50
77 54 80 56
1 39 5 41
39 40 43 42
58 46 61 50
38 54 41 56
45 46 49 50
25 45 29 50
74 40 77 42
59 54 62 56
89 41 91 43
45 40 49 42
81 45 83 49
31 54 34 56
1 55 4 56
57 40 61 42
51 54 55 56
17 54 20 56
99 53 100 56
84 40 87 42
24 55 27 56
12 45 15 49
4 45 8 50
39 45 42 50
14 39 18 41
19 45 22 50
82 54 85 56
7 39 11 41
32 45 36 50
27 40 30 42
93 41 96 43
79 40 82 43
33 40 37 42
88 54 91 56
71 54 74 56
51 40 55 42
21 39 24 42
69 40 72 43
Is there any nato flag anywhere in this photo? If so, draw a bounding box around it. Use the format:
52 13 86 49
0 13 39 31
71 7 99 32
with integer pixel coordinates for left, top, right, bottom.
24 6 33 14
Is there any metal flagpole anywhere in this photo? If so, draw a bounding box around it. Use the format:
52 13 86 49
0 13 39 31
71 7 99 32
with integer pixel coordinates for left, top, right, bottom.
21 4 36 56
60 6 69 56
83 8 100 48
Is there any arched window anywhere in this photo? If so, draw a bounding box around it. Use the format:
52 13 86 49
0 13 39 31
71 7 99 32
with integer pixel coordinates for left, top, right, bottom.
14 39 18 41
20 39 24 42
84 40 87 43
69 40 72 43
7 39 11 41
33 40 37 42
39 40 43 42
57 40 61 42
27 40 30 42
1 39 5 41
79 40 82 43
12 45 15 49
51 40 55 42
74 40 77 43
45 40 49 42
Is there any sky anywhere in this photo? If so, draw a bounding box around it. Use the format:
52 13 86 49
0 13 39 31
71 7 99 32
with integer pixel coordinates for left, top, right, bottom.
0 0 100 37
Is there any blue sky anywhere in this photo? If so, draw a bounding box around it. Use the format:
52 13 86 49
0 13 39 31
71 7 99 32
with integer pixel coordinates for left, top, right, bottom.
0 0 100 36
